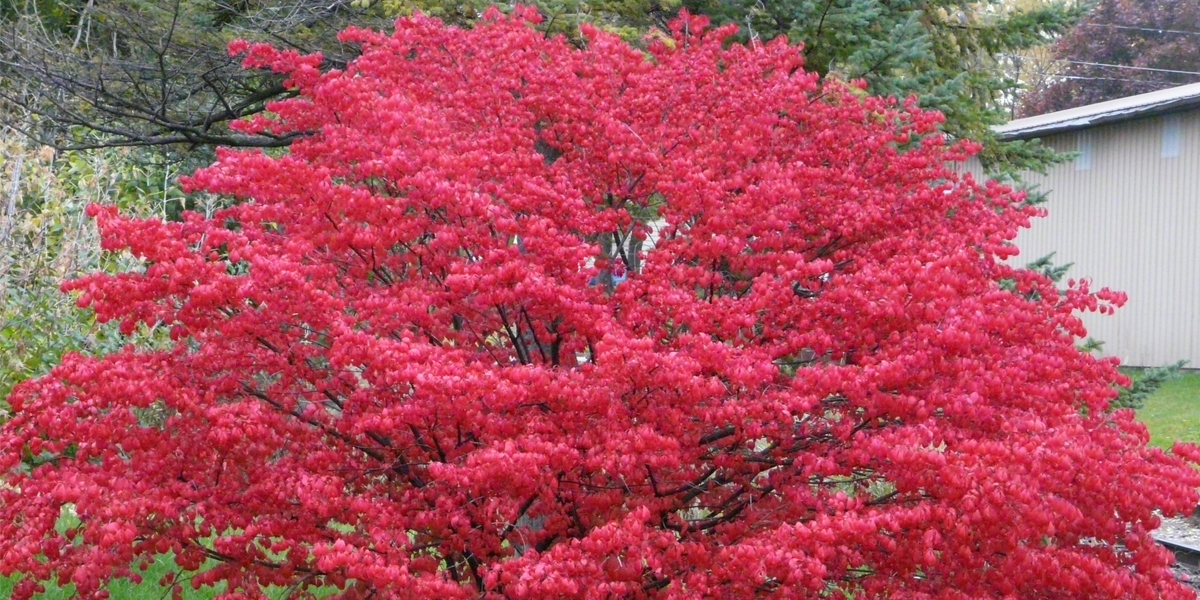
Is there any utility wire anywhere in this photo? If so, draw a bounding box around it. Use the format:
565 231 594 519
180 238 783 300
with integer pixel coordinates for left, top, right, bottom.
1001 53 1200 76
1058 59 1200 76
1080 23 1200 36
1057 75 1179 85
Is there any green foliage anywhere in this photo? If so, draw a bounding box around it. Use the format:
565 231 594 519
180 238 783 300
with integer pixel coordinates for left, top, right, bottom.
0 553 225 600
0 0 79 32
0 132 176 413
677 0 1081 172
1114 362 1187 410
1024 252 1072 282
0 548 339 599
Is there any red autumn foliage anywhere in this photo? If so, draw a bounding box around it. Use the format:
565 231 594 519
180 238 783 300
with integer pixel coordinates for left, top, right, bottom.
2 8 1198 600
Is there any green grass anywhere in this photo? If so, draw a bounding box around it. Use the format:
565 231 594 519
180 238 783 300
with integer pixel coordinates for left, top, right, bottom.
0 554 226 600
1134 371 1200 449
0 555 337 600
0 509 337 599
0 507 230 599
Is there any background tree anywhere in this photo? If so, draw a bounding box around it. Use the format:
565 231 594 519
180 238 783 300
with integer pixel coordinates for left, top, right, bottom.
991 0 1068 119
1 0 1079 171
0 129 177 414
2 12 1197 600
686 0 1082 170
0 0 389 152
1018 0 1200 116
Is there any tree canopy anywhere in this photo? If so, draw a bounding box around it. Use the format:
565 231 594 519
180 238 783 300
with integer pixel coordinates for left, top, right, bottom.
2 11 1197 600
1019 0 1200 116
0 0 384 151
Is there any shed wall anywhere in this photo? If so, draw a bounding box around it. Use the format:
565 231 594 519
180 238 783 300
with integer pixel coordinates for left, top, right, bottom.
974 112 1200 367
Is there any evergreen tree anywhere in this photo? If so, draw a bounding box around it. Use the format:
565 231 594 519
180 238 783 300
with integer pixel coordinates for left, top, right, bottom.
687 0 1082 171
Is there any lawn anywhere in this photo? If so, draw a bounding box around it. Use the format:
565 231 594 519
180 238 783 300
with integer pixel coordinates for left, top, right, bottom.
0 556 335 600
0 554 225 600
0 507 335 599
0 507 231 600
1134 371 1200 449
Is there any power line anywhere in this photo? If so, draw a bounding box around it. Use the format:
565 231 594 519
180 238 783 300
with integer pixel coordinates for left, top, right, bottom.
1057 75 1178 86
1058 59 1200 76
1080 23 1200 36
1002 52 1200 76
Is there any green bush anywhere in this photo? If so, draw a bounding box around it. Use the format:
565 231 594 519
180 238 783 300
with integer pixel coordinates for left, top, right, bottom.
0 132 182 413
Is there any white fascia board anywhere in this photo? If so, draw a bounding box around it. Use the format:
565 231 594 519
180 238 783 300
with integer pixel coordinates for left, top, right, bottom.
994 82 1200 140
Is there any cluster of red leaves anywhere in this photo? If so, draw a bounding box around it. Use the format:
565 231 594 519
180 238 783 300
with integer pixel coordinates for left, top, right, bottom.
2 8 1198 600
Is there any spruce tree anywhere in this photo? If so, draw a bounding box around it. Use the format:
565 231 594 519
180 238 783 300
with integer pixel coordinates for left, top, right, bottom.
686 0 1082 171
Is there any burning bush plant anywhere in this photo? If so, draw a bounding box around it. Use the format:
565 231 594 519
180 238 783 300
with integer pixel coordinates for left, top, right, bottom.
2 9 1197 600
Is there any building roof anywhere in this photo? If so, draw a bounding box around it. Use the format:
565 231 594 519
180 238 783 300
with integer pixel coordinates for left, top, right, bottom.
995 82 1200 141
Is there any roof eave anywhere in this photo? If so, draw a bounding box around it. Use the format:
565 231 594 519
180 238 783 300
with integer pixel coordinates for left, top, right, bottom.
994 85 1200 141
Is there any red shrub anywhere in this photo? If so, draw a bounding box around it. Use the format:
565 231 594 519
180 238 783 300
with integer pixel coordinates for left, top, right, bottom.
2 9 1196 600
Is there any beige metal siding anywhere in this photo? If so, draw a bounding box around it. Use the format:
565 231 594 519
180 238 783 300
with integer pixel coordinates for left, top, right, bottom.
982 113 1200 367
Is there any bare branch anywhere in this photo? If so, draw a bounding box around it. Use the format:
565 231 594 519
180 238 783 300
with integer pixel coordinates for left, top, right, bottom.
0 0 381 151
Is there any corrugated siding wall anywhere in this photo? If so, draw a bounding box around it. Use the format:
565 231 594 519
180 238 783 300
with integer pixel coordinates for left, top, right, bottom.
969 112 1200 367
